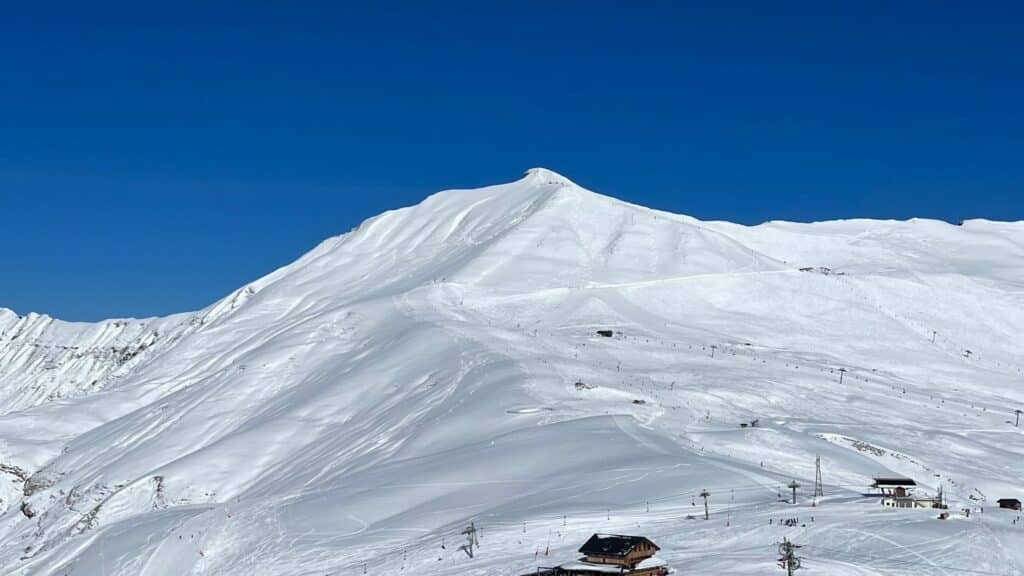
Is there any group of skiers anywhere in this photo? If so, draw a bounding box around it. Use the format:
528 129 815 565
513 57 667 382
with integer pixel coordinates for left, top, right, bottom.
770 516 812 527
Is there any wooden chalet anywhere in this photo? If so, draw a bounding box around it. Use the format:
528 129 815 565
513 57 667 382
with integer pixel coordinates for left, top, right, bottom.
871 477 916 497
997 498 1021 511
521 534 668 576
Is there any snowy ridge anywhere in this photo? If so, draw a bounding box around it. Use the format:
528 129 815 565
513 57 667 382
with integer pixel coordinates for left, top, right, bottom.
0 310 188 414
0 169 1022 575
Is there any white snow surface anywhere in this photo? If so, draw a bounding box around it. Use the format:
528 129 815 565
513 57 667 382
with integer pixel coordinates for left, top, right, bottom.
1 168 1022 575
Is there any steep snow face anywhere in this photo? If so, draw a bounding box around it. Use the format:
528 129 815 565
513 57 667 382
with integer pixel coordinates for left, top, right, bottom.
0 170 1023 576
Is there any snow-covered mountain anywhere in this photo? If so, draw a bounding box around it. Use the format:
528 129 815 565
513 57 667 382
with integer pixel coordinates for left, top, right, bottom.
1 168 1022 575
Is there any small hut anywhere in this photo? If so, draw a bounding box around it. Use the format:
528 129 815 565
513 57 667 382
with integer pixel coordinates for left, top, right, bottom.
997 498 1022 511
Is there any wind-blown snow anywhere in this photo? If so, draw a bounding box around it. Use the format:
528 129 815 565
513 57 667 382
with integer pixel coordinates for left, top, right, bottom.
0 169 1022 575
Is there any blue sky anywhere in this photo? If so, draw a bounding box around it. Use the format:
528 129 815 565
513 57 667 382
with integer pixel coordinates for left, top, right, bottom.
1 1 1022 321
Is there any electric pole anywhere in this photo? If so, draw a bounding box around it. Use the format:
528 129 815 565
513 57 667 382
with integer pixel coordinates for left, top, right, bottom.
710 345 717 359
777 538 803 575
459 521 478 558
700 489 710 520
1016 409 1021 427
788 480 800 505
931 330 937 343
838 368 847 384
727 489 733 527
814 456 824 498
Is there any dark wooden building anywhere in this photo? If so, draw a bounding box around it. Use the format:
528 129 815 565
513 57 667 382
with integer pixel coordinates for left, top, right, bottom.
521 534 668 576
578 534 659 569
997 498 1021 511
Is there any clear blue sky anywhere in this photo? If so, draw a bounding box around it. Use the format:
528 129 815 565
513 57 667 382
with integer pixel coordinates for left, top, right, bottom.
2 1 1021 321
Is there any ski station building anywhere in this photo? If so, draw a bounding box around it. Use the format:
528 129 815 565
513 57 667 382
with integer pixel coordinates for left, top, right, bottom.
870 477 948 510
881 495 944 509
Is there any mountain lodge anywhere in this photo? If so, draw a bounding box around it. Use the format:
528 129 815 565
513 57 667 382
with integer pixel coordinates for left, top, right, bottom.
521 534 668 576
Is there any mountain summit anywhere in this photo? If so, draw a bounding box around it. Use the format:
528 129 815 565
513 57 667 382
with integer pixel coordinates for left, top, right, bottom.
0 172 1022 575
522 166 579 186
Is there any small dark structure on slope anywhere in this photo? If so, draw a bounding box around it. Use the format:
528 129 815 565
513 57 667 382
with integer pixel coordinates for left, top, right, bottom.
522 534 668 576
596 330 614 338
997 498 1021 511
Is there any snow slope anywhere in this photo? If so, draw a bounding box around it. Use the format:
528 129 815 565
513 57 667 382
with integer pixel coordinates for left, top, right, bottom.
1 167 1022 575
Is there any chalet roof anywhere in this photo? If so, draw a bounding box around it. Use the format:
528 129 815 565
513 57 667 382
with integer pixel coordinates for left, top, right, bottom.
578 534 659 557
872 477 917 487
997 498 1021 504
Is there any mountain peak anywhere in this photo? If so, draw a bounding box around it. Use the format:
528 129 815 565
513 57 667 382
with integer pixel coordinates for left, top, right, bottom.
522 167 577 187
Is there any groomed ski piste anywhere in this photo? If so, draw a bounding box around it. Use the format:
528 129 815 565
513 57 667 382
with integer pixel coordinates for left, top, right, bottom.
0 168 1022 575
